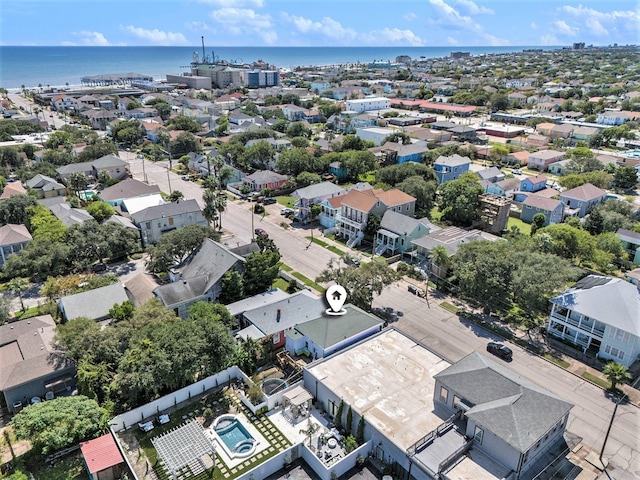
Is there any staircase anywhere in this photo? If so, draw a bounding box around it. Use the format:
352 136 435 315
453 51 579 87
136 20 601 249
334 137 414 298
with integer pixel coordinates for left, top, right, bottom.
347 231 364 248
375 243 388 256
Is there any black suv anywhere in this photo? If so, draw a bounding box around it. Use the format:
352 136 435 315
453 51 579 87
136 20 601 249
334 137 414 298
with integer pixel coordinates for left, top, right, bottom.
262 197 276 205
91 262 107 273
486 342 512 360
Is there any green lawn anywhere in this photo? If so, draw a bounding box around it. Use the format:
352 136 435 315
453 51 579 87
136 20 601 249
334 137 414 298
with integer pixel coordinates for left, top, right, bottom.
507 216 531 236
291 272 325 293
581 372 610 389
306 236 345 256
276 195 296 208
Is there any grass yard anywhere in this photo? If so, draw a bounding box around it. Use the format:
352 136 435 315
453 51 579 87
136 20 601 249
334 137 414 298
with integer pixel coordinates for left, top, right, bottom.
306 236 345 256
543 353 570 368
507 216 532 236
581 372 610 389
276 195 296 208
291 272 325 293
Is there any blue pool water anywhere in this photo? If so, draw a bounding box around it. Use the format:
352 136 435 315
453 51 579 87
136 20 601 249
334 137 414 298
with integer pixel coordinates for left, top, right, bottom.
215 419 254 452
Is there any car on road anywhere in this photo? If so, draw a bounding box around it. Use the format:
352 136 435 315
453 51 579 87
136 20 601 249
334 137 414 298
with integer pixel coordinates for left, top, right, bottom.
254 228 267 236
280 208 294 216
181 175 190 181
486 342 512 360
345 257 360 267
511 168 522 175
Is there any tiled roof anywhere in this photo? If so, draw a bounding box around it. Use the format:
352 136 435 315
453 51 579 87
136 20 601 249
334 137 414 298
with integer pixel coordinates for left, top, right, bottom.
80 433 124 474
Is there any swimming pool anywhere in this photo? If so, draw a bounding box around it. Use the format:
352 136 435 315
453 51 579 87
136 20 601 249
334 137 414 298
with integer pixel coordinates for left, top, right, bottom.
211 414 257 459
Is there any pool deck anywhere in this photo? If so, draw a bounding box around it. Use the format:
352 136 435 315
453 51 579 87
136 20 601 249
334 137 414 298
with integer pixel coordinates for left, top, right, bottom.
206 413 270 470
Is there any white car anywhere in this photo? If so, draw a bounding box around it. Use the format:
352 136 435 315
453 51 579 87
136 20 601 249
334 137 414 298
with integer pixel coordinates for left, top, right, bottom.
511 168 522 175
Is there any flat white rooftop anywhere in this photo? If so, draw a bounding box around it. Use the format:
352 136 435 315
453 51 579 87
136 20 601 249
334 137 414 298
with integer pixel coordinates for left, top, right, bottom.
306 328 451 451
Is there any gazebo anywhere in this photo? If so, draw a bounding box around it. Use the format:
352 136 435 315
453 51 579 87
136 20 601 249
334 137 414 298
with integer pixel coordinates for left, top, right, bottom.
151 419 215 479
282 385 313 423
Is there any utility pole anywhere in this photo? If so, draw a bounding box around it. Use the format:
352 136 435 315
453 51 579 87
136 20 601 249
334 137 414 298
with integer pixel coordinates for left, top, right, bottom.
599 395 625 467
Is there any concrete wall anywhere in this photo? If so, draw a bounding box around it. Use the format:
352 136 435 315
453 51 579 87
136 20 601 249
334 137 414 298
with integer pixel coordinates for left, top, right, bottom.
109 366 243 431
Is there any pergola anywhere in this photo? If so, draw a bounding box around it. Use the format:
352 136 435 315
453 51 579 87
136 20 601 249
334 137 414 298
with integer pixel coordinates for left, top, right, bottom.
283 385 313 422
151 419 215 479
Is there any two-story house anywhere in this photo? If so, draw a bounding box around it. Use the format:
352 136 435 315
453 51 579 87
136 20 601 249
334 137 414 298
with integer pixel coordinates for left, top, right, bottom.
616 228 640 264
375 210 440 256
547 275 640 367
292 182 345 222
433 154 471 184
560 183 606 218
131 199 208 246
153 239 245 318
0 224 32 267
25 174 67 198
527 150 565 171
97 179 161 208
519 174 548 193
338 188 416 247
520 195 564 226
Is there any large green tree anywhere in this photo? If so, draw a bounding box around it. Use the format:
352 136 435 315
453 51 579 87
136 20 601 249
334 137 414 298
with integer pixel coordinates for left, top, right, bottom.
145 225 221 273
437 172 483 226
243 250 281 296
10 396 107 456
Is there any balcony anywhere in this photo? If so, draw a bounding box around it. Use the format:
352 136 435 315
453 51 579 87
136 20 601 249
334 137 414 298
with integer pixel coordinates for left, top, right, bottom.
549 314 604 339
339 216 366 230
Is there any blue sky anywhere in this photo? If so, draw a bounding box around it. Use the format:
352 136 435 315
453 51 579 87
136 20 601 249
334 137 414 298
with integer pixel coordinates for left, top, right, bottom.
1 0 638 47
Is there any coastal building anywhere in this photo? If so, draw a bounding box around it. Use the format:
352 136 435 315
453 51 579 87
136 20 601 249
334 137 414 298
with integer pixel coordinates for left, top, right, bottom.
131 199 208 246
433 154 471 183
345 96 390 113
546 275 640 367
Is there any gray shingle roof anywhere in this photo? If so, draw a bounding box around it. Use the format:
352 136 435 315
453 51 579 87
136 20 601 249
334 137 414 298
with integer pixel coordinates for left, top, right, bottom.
551 275 640 336
99 178 161 201
379 210 439 236
293 304 384 349
92 154 128 169
49 203 94 226
0 315 74 391
434 154 471 167
0 224 32 245
434 352 572 453
131 199 202 223
58 283 129 321
57 161 94 175
242 290 326 336
293 181 345 200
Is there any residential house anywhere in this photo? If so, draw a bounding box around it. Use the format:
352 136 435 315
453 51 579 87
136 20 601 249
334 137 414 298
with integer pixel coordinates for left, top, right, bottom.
560 183 606 218
92 154 129 181
549 123 574 140
51 94 79 111
547 275 640 367
338 189 416 247
505 151 530 166
0 224 32 267
345 96 390 113
486 177 520 199
281 104 319 123
81 109 118 129
238 290 326 349
523 134 550 148
410 226 502 275
375 210 440 256
355 127 401 147
448 125 477 141
131 199 208 246
58 283 129 322
328 161 348 181
0 182 27 200
433 154 471 183
0 315 76 413
571 126 599 143
303 328 571 480
98 178 161 208
508 91 528 106
371 141 429 166
476 166 505 183
475 193 512 234
433 352 573 478
80 433 125 480
535 122 556 137
528 150 565 171
153 239 245 318
124 107 158 120
25 174 66 198
56 161 95 184
121 193 165 216
519 174 548 193
242 170 288 192
318 195 344 231
520 195 564 226
547 160 573 175
285 305 384 359
597 111 629 126
292 182 345 221
49 203 94 226
616 228 640 264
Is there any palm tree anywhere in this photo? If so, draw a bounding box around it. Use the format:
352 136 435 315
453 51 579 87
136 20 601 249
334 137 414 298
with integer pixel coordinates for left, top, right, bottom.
428 245 450 280
299 419 319 447
603 362 631 391
8 277 29 312
214 194 228 230
202 189 217 227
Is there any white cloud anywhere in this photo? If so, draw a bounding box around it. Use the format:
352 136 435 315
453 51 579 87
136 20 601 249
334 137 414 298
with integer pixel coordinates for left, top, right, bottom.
446 36 460 45
558 4 639 36
530 21 538 29
482 33 510 46
552 20 579 37
584 18 608 37
281 13 357 42
403 12 418 22
210 8 276 44
540 34 559 46
120 25 189 45
186 21 211 32
428 0 483 33
454 0 494 15
71 31 110 46
362 28 425 46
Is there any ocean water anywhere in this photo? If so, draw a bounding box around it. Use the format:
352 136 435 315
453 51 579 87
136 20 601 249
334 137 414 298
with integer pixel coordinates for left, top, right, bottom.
0 45 557 90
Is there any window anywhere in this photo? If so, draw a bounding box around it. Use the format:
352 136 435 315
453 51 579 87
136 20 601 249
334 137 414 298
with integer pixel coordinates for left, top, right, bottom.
146 222 151 229
610 327 630 344
474 426 483 444
439 386 448 404
618 351 625 360
272 332 281 344
168 217 174 226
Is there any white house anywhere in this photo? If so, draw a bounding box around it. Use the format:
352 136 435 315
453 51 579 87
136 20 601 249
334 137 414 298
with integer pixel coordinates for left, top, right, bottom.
346 96 390 113
546 275 640 367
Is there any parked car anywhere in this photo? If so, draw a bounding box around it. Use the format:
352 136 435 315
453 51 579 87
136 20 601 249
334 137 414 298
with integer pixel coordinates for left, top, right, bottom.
280 208 294 215
262 197 276 205
486 342 513 360
511 168 522 175
254 228 267 236
91 262 107 273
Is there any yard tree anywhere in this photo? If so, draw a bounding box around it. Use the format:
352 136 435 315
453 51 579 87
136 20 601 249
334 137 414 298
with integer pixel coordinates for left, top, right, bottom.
377 162 436 186
275 148 316 176
146 225 220 273
86 201 115 222
428 245 450 279
344 150 377 182
1 238 71 281
243 250 281 296
169 131 198 157
602 362 631 390
167 115 201 133
534 224 596 264
582 170 613 189
241 140 275 170
316 257 401 311
27 204 67 241
100 221 141 260
0 194 38 226
614 165 638 189
286 121 311 139
530 213 546 236
68 172 90 197
76 141 118 163
7 277 29 311
10 396 107 456
396 175 437 214
219 270 244 304
66 220 111 270
437 172 483 227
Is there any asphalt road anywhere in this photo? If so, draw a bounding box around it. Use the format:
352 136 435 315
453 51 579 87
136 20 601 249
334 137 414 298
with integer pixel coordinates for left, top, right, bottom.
372 282 640 480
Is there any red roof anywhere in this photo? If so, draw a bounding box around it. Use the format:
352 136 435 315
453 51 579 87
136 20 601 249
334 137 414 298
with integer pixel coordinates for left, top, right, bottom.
80 433 123 474
391 99 476 113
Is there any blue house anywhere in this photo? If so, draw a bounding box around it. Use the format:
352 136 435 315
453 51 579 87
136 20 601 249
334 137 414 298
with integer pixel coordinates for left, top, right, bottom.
397 142 429 164
374 210 440 256
616 228 640 264
433 154 471 184
328 161 348 180
520 195 564 226
519 174 548 193
559 183 606 218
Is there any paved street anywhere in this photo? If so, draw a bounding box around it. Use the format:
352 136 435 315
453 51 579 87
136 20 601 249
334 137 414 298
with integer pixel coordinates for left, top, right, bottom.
124 152 640 479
